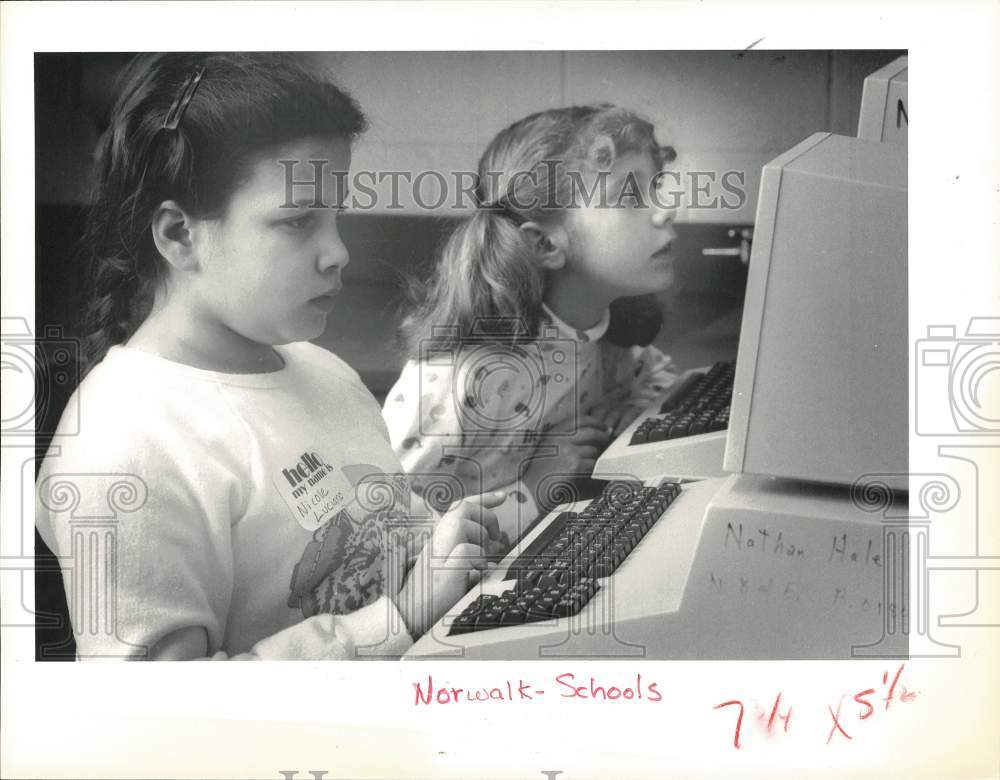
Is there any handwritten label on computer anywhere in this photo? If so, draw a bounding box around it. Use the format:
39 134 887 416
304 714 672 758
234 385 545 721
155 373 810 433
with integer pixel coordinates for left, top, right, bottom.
707 522 894 615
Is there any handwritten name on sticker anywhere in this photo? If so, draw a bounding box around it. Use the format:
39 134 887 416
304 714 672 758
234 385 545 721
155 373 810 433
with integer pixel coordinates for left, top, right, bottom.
713 663 918 750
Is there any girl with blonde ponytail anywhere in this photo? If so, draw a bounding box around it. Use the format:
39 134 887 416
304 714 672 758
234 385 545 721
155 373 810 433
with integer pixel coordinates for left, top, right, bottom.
384 104 681 537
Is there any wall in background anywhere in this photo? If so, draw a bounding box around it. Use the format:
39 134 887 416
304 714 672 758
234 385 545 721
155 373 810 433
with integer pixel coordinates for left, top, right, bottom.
34 50 905 393
312 51 899 222
38 50 903 223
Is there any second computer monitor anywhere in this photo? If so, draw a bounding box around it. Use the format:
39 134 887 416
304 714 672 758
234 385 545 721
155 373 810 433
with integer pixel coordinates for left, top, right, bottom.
857 55 908 145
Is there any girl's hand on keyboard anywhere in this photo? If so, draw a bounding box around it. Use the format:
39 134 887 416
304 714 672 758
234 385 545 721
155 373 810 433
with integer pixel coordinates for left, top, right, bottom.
587 388 632 435
393 490 508 638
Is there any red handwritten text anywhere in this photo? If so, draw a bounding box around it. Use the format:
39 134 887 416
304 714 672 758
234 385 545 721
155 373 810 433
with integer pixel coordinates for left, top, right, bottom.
714 664 918 750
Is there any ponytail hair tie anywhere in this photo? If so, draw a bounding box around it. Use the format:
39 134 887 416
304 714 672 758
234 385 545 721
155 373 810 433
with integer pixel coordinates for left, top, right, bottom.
162 66 205 131
474 193 525 225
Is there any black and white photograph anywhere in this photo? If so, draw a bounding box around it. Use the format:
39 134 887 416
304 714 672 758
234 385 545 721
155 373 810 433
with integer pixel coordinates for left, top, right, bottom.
2 3 998 779
31 47 911 664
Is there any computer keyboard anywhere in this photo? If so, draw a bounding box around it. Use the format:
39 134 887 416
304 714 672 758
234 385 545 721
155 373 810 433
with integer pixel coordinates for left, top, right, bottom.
448 481 680 636
404 473 904 660
591 361 735 482
629 360 734 445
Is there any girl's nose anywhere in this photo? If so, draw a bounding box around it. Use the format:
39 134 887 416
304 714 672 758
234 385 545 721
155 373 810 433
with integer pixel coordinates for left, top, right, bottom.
317 224 350 273
651 202 677 228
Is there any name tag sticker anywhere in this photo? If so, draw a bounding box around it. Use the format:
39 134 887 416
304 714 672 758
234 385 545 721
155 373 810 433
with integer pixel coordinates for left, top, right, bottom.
274 449 353 532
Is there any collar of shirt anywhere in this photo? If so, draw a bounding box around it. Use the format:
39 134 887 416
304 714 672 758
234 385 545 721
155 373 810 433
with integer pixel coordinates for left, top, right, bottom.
540 302 611 343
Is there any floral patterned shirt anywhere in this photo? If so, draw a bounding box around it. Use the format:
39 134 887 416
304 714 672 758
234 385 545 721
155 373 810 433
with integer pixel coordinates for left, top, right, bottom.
382 304 677 535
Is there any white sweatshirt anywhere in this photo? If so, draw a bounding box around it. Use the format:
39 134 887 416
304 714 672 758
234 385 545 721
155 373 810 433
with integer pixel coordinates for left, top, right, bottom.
36 342 414 660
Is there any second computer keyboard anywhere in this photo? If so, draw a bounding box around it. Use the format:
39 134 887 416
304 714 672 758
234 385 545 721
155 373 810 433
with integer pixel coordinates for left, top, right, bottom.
592 360 735 481
629 360 734 445
448 481 680 636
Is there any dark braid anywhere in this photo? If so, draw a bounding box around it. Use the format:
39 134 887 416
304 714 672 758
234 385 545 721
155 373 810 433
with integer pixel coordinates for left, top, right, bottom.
79 53 367 373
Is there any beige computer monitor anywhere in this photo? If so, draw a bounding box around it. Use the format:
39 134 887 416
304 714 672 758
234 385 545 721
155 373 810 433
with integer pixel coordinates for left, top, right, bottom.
858 55 908 145
724 132 907 490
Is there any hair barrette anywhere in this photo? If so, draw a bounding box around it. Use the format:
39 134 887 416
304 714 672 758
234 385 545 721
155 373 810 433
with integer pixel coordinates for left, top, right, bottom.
162 66 205 131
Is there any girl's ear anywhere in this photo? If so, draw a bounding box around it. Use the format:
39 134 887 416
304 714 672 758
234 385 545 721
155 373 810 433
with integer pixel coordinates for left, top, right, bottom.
519 221 567 271
151 200 199 272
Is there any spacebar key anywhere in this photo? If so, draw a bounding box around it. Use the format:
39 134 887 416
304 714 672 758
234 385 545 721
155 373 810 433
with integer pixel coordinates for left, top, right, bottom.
503 512 574 581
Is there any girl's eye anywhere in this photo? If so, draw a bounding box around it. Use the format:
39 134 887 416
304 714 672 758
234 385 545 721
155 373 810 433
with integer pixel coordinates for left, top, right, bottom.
282 215 314 231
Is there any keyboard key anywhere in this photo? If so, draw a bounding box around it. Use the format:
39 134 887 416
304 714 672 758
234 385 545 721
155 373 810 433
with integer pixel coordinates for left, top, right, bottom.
668 422 690 439
505 511 575 579
554 599 577 617
449 614 477 635
515 597 535 614
629 428 649 445
537 572 560 591
591 555 615 578
477 605 505 629
647 426 669 443
500 608 527 626
661 483 681 500
659 370 705 412
529 598 557 619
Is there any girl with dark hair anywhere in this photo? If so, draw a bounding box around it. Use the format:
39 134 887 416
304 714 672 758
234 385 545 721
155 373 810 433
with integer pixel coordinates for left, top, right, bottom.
383 105 679 531
36 53 504 660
